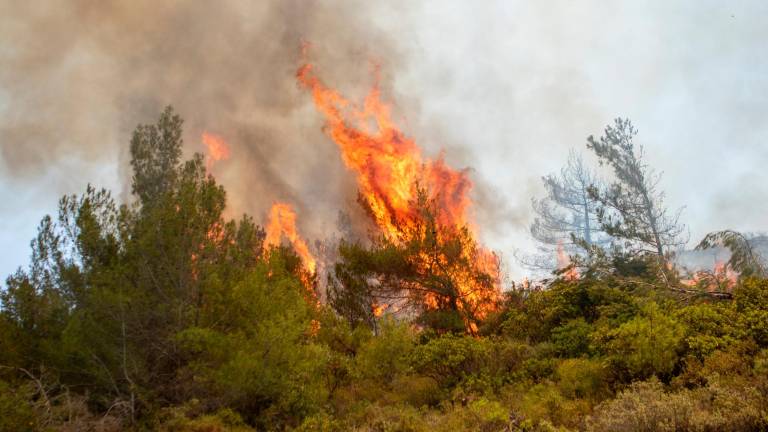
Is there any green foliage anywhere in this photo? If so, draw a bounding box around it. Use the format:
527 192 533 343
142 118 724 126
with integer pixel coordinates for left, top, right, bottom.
0 380 37 432
409 333 492 391
326 250 377 330
516 381 590 429
353 318 415 384
501 278 636 344
550 318 593 358
600 302 686 380
555 358 608 400
675 303 736 359
734 277 768 346
130 106 184 206
587 379 697 432
437 398 509 432
175 261 327 428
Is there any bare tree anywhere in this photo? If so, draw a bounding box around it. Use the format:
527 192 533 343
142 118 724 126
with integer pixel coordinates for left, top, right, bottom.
531 150 609 248
520 150 608 272
587 118 686 260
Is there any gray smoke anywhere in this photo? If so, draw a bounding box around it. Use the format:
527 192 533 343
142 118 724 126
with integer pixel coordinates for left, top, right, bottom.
0 0 406 240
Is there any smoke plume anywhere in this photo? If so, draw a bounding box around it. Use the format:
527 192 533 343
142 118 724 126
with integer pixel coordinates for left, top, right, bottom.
0 1 408 239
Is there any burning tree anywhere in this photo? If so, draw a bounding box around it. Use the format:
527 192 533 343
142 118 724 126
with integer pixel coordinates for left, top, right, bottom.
298 59 501 333
329 190 500 333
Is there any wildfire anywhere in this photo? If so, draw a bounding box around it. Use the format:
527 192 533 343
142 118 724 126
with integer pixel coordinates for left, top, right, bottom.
371 302 389 318
680 259 738 291
556 241 580 281
297 59 501 325
201 131 231 171
297 65 472 237
264 202 317 276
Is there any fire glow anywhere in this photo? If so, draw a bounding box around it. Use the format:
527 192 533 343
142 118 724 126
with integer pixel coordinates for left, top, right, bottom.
202 131 231 171
556 241 580 281
297 64 472 237
680 260 738 291
264 202 317 277
200 131 319 294
297 59 501 324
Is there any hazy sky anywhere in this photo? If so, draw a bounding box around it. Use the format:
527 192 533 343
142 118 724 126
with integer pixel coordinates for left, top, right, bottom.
2 1 767 281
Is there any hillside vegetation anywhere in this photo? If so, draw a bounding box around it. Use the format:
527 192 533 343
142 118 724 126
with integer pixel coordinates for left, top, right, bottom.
1 109 767 431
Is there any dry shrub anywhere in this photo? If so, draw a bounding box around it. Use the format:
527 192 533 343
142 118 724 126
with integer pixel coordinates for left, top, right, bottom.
586 378 768 431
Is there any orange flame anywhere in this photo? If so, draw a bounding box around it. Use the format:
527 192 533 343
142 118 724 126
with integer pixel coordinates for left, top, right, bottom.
264 202 317 276
297 64 472 237
680 259 738 291
556 241 580 281
202 131 231 171
713 260 738 288
371 302 388 318
297 59 500 325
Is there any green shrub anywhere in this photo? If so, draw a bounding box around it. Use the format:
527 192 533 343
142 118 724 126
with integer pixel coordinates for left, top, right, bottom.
175 264 328 428
735 278 768 312
550 318 593 358
586 379 696 432
293 413 344 432
519 382 590 428
436 398 509 432
410 334 492 390
675 303 735 359
555 358 608 400
602 302 686 380
353 318 415 384
0 380 37 432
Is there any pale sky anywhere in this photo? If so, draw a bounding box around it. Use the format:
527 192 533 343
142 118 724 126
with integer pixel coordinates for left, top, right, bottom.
2 1 767 281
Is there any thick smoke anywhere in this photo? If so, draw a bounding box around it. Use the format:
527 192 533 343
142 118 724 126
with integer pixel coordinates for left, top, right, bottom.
4 1 768 281
0 0 406 239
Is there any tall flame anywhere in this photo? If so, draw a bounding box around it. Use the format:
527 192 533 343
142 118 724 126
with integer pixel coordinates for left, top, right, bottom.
264 202 317 275
201 131 231 171
297 64 473 238
297 60 500 324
